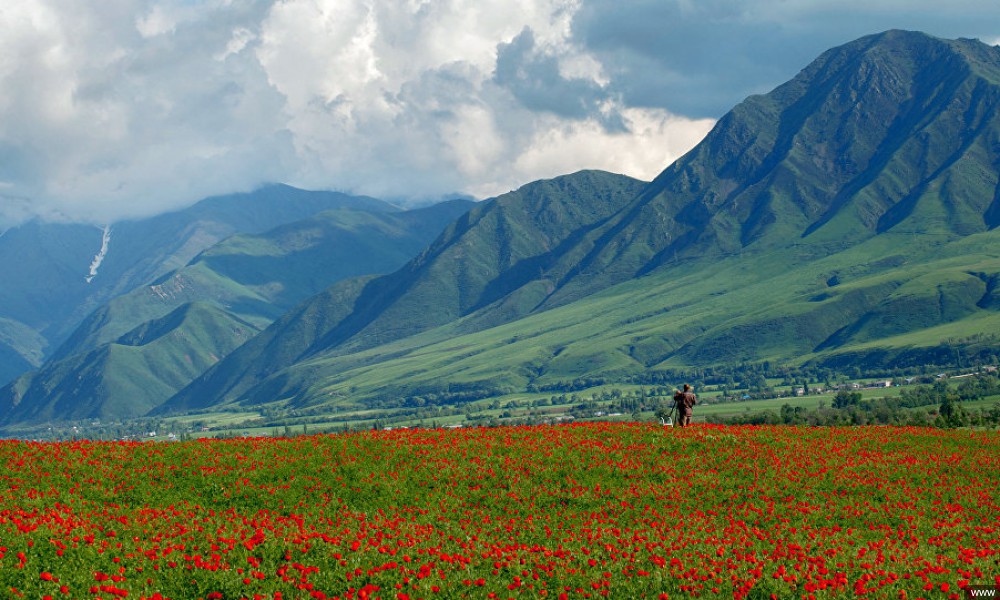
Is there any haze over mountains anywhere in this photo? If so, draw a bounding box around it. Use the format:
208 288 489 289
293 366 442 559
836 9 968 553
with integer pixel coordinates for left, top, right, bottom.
0 191 472 423
0 185 397 381
3 30 1000 429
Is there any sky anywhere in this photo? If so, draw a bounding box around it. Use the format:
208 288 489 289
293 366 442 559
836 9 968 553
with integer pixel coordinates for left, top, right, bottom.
0 0 998 225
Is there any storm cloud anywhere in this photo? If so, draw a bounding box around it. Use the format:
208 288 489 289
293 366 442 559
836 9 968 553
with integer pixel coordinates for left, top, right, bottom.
572 0 1000 117
0 0 996 225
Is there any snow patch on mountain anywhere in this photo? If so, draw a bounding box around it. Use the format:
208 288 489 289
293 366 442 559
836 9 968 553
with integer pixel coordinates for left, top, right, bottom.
86 225 112 283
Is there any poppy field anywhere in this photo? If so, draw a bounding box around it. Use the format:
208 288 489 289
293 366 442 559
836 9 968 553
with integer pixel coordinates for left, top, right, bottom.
0 423 998 599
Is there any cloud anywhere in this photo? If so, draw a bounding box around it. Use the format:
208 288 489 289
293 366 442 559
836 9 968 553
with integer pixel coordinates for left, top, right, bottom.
0 0 998 225
247 0 715 202
494 27 619 126
571 0 1000 117
487 107 714 197
0 0 292 224
571 1 792 117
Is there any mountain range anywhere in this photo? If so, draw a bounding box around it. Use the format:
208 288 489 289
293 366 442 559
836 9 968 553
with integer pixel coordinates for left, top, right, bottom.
0 189 472 422
3 30 1000 429
0 185 399 383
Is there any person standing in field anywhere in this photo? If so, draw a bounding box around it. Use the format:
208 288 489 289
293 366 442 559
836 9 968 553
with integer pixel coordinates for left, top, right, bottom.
673 384 697 427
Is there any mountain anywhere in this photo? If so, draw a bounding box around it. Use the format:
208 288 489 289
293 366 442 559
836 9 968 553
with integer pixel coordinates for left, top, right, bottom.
0 184 396 385
160 30 1000 414
508 29 1000 306
0 200 473 425
0 303 259 423
160 170 647 412
49 200 474 360
0 318 45 385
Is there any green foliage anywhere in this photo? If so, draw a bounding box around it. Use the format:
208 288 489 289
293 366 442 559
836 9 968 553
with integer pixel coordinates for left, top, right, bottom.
714 374 1000 428
832 390 862 409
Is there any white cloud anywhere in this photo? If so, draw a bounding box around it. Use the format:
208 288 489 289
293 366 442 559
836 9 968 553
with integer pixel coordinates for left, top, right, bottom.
249 0 713 201
1 0 714 224
0 0 291 224
487 108 713 198
3 0 996 226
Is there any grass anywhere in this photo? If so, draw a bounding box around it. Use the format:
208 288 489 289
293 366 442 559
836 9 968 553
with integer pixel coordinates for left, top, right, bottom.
234 231 1000 411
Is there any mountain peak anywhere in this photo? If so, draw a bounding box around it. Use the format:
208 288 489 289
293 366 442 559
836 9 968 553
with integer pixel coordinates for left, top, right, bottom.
819 29 1000 84
499 29 1000 312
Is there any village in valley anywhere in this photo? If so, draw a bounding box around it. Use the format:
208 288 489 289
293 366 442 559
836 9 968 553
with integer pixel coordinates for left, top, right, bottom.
18 363 1000 442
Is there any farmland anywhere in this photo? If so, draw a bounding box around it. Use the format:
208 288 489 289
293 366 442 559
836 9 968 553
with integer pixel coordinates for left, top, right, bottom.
0 423 998 599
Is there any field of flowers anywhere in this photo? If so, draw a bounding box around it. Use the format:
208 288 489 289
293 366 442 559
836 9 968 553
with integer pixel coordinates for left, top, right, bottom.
0 423 998 599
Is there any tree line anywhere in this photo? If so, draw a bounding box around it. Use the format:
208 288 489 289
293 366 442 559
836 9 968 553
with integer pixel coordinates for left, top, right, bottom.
711 376 1000 428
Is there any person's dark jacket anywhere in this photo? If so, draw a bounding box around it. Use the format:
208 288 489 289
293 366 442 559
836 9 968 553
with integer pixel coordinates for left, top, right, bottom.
674 391 697 416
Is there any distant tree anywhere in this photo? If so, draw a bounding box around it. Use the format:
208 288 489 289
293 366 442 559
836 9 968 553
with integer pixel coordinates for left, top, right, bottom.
939 393 968 428
832 390 862 409
988 403 1000 427
780 404 805 424
747 373 768 392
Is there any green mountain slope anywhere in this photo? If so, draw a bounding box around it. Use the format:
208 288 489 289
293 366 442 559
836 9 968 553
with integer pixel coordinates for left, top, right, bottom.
0 320 44 386
162 31 1000 414
0 200 473 425
539 30 1000 305
0 303 259 423
153 277 376 414
161 170 647 411
51 200 473 360
185 229 1000 412
0 184 398 385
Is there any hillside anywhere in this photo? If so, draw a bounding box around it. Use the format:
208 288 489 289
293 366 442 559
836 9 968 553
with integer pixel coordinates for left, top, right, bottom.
0 302 259 423
0 200 472 425
161 31 1000 414
0 185 397 385
537 30 1000 305
161 170 647 412
50 200 473 360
